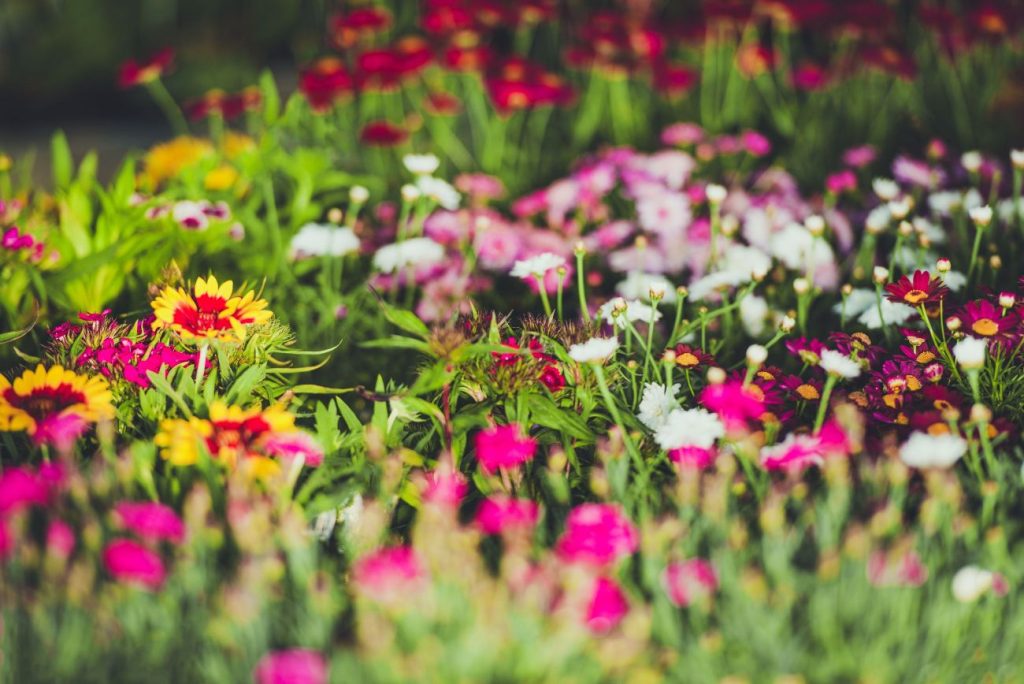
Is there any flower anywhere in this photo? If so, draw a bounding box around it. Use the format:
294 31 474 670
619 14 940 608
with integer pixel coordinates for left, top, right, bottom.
403 153 440 175
899 432 967 469
0 466 58 514
154 402 320 478
299 57 353 111
663 559 718 607
867 549 928 587
598 298 663 329
352 546 424 602
118 48 174 88
254 649 327 684
142 136 214 188
0 365 114 444
568 337 619 364
113 501 186 544
372 237 446 273
585 577 630 633
951 565 1009 603
615 272 677 303
953 336 987 370
654 408 724 451
885 270 948 306
637 382 680 431
510 252 566 279
103 539 166 589
475 424 537 473
760 421 849 471
700 380 764 430
415 176 461 210
290 223 361 258
359 120 408 146
819 349 862 379
474 496 540 536
151 275 272 343
957 300 1019 347
556 503 638 567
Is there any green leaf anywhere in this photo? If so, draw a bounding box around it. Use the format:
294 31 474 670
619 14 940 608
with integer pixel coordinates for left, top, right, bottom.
291 384 355 395
259 70 281 125
361 336 432 353
525 393 593 442
51 130 73 189
379 301 430 339
225 365 267 404
145 370 193 417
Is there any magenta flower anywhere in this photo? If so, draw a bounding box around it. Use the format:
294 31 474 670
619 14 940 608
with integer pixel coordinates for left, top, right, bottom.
668 446 716 469
421 469 468 509
1 226 35 251
474 496 540 536
663 559 719 607
475 424 537 474
254 649 327 684
760 421 849 471
103 538 166 589
114 501 186 544
741 130 771 157
556 503 638 567
352 546 424 602
0 466 53 515
699 380 764 430
585 577 629 633
826 169 858 194
46 519 77 559
262 432 324 467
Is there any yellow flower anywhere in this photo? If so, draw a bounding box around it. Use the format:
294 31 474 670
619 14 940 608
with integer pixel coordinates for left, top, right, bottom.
203 164 239 191
0 365 114 442
154 417 211 466
221 132 256 159
151 275 272 343
143 136 214 188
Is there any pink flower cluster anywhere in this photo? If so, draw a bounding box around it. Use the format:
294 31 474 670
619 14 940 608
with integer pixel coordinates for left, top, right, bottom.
556 503 638 567
0 464 67 561
104 501 185 589
254 649 327 684
474 423 537 474
2 225 48 262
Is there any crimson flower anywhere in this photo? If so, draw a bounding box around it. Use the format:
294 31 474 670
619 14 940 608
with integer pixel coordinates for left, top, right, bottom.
118 48 174 89
885 270 948 306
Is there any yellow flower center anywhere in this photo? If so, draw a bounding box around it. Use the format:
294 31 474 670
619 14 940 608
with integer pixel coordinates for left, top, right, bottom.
971 318 999 336
676 353 700 368
796 384 820 401
927 423 950 436
916 351 936 364
903 289 928 304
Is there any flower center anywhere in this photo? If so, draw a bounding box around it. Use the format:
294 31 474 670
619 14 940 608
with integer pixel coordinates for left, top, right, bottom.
971 318 999 336
927 423 950 436
796 384 820 400
676 352 700 368
916 351 936 364
903 289 929 304
8 384 86 421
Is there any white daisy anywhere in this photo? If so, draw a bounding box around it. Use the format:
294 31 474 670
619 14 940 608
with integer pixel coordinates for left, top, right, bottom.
372 237 446 273
819 349 862 379
597 298 662 329
654 408 724 451
615 272 677 303
416 176 461 210
510 252 567 279
568 336 619 364
403 153 440 175
953 336 987 370
637 383 680 431
290 223 361 258
899 432 967 469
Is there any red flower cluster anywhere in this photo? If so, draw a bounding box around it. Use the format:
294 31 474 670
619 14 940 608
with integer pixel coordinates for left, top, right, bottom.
118 48 174 89
492 336 565 393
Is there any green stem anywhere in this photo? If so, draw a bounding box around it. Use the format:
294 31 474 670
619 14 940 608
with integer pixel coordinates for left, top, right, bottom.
813 374 838 435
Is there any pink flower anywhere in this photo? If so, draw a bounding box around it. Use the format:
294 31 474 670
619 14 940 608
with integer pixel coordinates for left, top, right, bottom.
352 546 424 601
867 549 928 588
843 145 876 168
46 519 77 559
668 446 716 469
262 432 324 467
636 191 691 239
114 501 186 544
103 539 166 589
254 649 327 684
421 469 468 509
661 122 704 146
474 222 525 271
31 413 88 449
1 226 35 251
760 421 849 471
0 467 52 515
585 577 629 633
474 496 539 536
699 380 764 430
557 503 639 567
663 559 718 607
825 169 857 195
455 173 505 202
0 519 11 559
475 424 537 474
741 130 771 157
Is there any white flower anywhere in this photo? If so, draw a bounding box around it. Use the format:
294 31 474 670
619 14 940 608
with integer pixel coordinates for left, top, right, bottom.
597 298 662 329
997 198 1024 222
857 299 917 329
960 151 983 173
953 336 987 370
349 185 370 203
1011 149 1024 169
720 244 772 280
951 565 999 603
833 288 876 318
746 344 768 366
372 237 446 273
511 252 567 279
899 432 967 469
865 205 891 234
654 408 724 451
768 222 836 277
739 294 768 337
616 272 677 303
705 183 727 203
637 383 680 431
403 153 440 175
969 205 993 227
172 200 209 231
416 176 461 210
687 270 747 301
290 223 361 258
819 349 861 379
569 336 619 364
400 184 421 202
938 269 967 292
872 178 900 201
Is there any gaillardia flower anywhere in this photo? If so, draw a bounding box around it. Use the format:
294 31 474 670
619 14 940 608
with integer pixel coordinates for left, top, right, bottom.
151 275 272 343
0 365 114 445
885 269 949 306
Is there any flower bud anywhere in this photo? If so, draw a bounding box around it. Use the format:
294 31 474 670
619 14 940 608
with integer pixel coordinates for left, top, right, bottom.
349 185 369 203
400 184 421 202
898 220 914 237
746 344 768 367
999 292 1016 309
969 205 993 228
327 207 343 224
780 315 796 333
706 366 726 385
936 257 951 273
946 315 962 332
805 214 825 237
872 266 890 284
793 277 810 295
970 403 992 424
1011 149 1024 171
706 184 727 204
961 151 982 173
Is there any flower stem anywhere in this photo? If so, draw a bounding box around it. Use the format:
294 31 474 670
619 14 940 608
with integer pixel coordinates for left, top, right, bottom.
813 374 838 435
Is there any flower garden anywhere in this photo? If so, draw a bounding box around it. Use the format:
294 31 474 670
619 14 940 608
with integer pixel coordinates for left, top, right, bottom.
2 1 1024 681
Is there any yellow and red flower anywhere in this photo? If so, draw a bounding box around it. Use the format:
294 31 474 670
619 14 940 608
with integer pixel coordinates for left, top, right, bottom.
957 299 1020 349
0 365 114 445
885 270 949 306
118 48 175 89
154 401 322 479
151 275 272 343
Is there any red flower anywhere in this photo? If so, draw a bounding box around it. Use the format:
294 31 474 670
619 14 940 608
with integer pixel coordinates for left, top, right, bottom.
118 48 174 89
103 539 166 589
885 270 948 306
652 62 698 98
359 120 408 146
298 58 353 112
330 6 392 48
